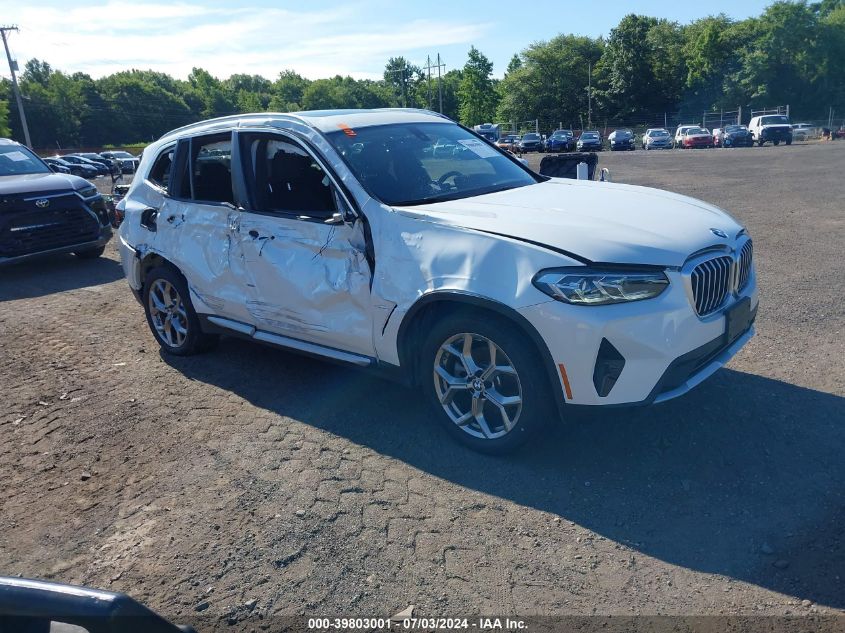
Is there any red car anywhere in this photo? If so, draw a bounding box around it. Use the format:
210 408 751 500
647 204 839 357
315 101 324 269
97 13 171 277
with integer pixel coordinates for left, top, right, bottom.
682 127 714 149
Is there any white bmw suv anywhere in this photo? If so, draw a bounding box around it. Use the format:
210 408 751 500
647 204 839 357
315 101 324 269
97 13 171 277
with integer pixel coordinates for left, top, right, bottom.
118 109 757 453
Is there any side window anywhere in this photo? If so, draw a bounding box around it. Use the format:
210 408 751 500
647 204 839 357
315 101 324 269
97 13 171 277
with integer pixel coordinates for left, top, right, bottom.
188 134 234 204
148 146 174 191
244 135 336 218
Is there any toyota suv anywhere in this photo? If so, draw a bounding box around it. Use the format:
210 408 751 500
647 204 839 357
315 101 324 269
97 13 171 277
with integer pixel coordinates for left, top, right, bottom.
0 138 112 266
117 109 758 453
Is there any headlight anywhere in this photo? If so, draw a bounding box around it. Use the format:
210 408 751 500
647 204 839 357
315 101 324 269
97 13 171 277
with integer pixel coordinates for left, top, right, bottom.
533 267 669 305
78 186 98 198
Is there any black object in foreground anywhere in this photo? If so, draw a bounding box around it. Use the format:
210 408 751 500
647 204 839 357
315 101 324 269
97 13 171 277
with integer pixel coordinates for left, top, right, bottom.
0 576 195 633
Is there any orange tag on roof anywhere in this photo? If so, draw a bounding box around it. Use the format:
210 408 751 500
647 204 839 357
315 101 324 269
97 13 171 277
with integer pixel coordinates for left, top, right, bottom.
337 123 357 137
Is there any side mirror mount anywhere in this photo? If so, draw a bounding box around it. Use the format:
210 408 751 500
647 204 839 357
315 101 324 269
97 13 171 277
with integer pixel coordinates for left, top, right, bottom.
518 158 529 167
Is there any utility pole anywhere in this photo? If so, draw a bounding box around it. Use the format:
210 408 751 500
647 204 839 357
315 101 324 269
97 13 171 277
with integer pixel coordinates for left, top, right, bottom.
386 64 408 107
1 25 31 147
587 61 592 130
422 55 446 113
426 55 432 109
437 54 443 114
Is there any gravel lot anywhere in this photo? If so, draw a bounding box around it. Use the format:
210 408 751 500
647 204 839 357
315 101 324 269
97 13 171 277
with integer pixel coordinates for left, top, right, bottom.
1 142 843 629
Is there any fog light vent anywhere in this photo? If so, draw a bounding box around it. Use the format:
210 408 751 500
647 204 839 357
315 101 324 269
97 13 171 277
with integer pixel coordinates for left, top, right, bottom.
593 339 625 397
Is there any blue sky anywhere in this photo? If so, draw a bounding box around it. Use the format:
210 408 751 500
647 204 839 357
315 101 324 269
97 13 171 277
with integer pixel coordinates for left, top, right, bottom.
2 0 773 81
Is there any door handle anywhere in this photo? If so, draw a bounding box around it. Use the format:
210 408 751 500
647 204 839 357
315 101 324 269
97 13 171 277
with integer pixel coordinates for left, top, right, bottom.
248 229 259 239
166 215 177 224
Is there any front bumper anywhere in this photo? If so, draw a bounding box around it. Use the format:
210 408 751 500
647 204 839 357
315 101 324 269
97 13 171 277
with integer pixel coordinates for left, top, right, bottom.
0 227 111 267
0 193 113 267
760 128 792 142
518 268 758 406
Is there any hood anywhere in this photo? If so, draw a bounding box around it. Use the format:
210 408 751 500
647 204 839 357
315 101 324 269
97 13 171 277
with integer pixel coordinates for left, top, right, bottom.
0 172 90 197
393 180 743 267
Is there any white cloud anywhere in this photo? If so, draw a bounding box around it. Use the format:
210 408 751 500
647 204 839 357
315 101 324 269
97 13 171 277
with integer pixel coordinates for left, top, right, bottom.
2 1 489 80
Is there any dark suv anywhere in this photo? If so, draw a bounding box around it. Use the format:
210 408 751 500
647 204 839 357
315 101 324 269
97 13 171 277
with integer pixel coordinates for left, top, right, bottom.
0 138 112 266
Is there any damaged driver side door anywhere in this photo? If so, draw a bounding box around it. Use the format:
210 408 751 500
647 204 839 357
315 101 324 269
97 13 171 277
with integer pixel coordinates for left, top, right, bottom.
233 131 375 358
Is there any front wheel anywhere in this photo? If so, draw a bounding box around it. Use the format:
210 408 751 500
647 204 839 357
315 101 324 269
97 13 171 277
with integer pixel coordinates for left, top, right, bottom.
421 311 554 454
142 265 218 356
74 245 106 259
773 140 780 146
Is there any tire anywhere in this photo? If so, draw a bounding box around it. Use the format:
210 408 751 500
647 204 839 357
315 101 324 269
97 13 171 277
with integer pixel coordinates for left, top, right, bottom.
786 139 792 145
74 245 106 259
142 265 218 356
758 140 765 147
420 310 555 454
773 140 780 146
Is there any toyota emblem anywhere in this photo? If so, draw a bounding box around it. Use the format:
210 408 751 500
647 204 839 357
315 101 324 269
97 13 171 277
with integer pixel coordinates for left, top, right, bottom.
35 199 50 208
710 228 728 238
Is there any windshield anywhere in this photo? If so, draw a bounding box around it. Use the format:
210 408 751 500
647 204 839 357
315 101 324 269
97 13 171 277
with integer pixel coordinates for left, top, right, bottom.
685 128 704 135
725 125 745 133
522 134 540 141
111 151 135 158
614 130 632 138
552 131 572 138
581 133 598 140
0 144 51 176
761 115 790 125
325 122 537 206
649 130 669 137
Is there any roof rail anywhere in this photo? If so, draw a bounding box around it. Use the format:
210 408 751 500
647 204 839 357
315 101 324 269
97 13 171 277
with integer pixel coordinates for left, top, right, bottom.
157 112 307 140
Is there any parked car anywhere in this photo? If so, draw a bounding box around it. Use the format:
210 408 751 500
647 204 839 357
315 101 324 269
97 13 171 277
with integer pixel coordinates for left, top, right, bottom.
718 124 754 148
680 127 714 149
674 125 699 147
576 131 603 151
496 135 520 152
608 129 635 151
70 152 113 171
791 123 816 141
748 114 793 146
50 155 98 178
544 129 575 152
0 138 112 266
100 150 139 173
117 109 757 453
642 128 673 150
42 157 71 174
59 154 108 176
517 133 544 153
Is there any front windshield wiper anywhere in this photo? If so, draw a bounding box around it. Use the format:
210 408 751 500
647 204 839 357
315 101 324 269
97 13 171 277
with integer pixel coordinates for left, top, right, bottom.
391 183 530 207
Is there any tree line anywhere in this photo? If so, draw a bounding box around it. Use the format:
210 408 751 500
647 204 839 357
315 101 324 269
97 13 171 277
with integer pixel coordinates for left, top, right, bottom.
1 0 843 149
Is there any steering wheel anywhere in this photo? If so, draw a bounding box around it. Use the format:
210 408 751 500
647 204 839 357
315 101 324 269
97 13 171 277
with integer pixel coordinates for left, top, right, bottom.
437 170 462 187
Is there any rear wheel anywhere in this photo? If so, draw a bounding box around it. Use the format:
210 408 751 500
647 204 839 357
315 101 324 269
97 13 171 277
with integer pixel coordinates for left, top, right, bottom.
142 265 218 356
773 140 780 146
421 311 555 454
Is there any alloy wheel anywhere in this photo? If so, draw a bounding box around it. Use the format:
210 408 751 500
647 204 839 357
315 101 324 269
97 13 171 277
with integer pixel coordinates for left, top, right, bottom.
148 279 189 348
433 333 523 440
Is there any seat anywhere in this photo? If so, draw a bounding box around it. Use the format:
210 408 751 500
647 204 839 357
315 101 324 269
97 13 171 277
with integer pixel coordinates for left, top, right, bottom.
194 161 233 203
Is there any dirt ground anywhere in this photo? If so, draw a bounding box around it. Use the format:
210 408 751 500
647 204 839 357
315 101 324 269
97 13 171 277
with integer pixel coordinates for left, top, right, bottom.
1 142 844 630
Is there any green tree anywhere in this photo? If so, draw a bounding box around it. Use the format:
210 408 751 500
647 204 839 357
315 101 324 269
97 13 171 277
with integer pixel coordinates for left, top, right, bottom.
458 46 498 126
0 99 10 137
497 35 603 129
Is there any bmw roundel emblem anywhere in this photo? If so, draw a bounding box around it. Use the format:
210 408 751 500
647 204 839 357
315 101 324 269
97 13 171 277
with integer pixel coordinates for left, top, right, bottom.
710 228 728 238
35 199 50 208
